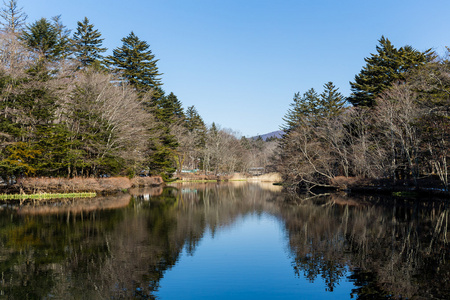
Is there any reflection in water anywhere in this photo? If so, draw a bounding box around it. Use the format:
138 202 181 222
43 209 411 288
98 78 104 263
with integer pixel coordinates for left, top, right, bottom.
283 193 449 299
0 183 448 299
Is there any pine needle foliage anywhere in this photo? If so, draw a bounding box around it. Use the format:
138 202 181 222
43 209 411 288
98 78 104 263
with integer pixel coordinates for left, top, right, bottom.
72 17 106 68
348 36 432 107
106 31 162 93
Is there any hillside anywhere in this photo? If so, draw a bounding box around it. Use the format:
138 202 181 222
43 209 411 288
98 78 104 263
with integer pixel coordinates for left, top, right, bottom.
251 130 284 141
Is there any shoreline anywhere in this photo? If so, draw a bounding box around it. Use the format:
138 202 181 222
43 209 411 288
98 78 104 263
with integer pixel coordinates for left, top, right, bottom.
0 176 164 195
1 174 448 199
299 176 450 199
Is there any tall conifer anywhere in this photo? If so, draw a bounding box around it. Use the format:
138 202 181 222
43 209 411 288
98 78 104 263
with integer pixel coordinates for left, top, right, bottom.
281 88 320 133
106 31 162 93
21 17 70 61
156 92 184 122
348 36 432 107
319 82 346 118
185 105 205 133
72 17 106 68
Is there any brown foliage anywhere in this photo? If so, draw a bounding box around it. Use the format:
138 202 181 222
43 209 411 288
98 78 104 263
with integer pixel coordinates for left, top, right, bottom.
16 176 163 193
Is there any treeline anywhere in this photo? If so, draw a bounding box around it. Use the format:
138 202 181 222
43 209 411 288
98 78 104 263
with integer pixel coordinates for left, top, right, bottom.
278 36 449 192
0 0 274 181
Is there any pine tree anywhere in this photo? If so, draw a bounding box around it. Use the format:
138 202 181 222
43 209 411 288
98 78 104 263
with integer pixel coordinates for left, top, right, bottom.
319 82 346 118
106 31 162 93
72 17 106 68
156 92 184 123
0 0 27 33
185 105 205 133
21 17 68 61
282 83 346 133
0 62 62 176
184 105 206 148
210 122 218 136
51 15 71 60
348 36 431 107
146 91 184 180
281 88 319 133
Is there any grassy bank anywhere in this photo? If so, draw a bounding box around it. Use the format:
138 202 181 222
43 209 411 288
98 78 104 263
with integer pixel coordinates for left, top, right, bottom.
1 176 164 194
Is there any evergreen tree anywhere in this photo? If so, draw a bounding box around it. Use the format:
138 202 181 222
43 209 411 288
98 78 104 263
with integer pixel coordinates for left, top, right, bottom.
281 88 320 133
185 105 205 133
184 105 206 149
210 122 218 136
72 17 106 68
156 92 184 123
348 36 432 107
51 15 71 60
0 62 63 176
319 81 346 117
240 136 251 150
0 0 26 33
146 91 183 180
106 31 162 93
282 83 346 133
146 124 178 180
20 17 64 61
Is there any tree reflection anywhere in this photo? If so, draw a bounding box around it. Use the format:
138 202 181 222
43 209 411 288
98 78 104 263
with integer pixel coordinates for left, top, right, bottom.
0 194 131 299
0 184 448 299
281 193 449 299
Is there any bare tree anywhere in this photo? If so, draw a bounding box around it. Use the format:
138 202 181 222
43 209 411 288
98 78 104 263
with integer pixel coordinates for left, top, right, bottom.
0 0 27 33
59 70 153 176
0 29 34 73
376 83 423 184
407 60 450 189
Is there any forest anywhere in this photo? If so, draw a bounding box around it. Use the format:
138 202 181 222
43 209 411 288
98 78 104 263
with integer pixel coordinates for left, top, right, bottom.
0 0 448 193
0 1 275 182
278 37 449 192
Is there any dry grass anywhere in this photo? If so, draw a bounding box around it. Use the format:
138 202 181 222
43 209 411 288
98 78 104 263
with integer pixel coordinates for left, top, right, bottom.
177 172 282 183
177 173 223 181
16 176 163 194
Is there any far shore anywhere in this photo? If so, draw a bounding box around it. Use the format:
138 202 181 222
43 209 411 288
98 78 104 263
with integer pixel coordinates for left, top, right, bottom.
175 172 282 183
0 173 283 195
2 173 447 199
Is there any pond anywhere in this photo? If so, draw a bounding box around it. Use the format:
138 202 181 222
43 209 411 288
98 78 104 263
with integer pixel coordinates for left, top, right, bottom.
0 182 448 299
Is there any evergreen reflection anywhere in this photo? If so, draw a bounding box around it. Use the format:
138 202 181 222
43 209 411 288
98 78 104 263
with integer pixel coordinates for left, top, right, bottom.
281 193 449 299
0 184 448 299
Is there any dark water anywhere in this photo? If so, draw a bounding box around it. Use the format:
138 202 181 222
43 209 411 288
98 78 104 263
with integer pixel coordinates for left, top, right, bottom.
0 182 448 299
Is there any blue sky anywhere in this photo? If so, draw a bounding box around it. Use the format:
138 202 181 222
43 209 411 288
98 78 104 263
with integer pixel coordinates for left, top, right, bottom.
17 0 450 137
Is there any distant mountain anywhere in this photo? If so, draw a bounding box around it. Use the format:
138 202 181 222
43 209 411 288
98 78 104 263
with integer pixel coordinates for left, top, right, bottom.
251 130 284 141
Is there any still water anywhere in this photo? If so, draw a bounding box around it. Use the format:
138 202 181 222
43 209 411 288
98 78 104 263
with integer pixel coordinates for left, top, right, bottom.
0 182 448 299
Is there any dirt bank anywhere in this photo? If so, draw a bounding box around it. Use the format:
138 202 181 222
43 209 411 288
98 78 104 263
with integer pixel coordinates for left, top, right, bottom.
1 176 163 194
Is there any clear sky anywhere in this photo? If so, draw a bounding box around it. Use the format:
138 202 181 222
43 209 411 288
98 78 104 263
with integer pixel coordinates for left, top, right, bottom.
16 0 450 137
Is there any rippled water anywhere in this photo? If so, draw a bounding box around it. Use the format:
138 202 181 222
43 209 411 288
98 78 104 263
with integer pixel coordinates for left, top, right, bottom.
0 182 448 299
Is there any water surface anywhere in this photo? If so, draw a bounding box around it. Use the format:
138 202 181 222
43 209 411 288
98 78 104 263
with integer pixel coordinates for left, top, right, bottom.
0 182 448 299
